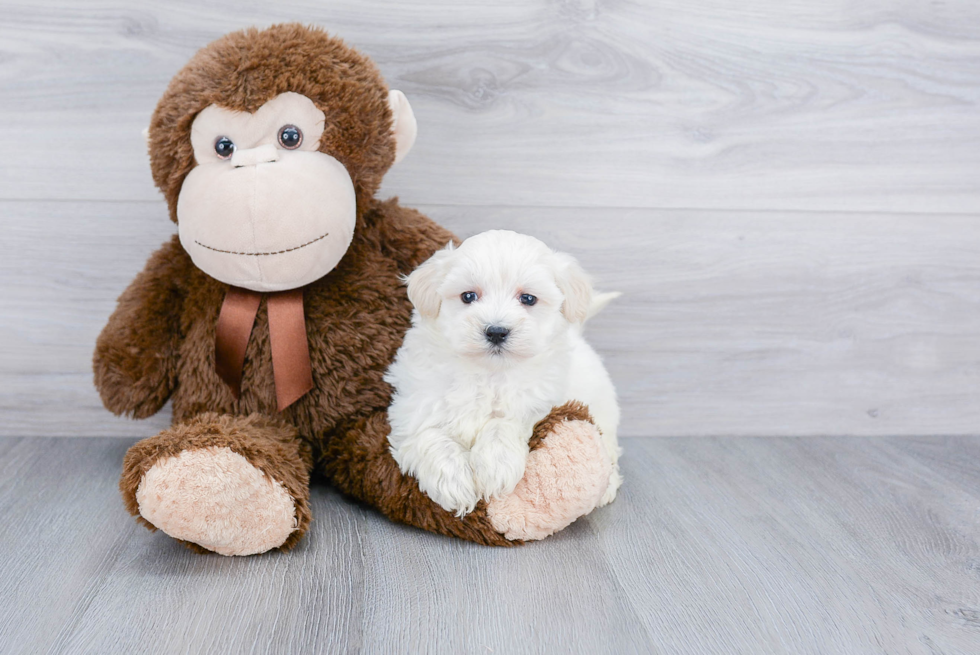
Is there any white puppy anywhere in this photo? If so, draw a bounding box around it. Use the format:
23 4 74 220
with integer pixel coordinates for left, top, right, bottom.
385 230 622 516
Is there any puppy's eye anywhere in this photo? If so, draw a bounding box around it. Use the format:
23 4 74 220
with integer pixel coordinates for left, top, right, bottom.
519 293 537 306
214 136 236 159
278 125 303 149
461 291 478 304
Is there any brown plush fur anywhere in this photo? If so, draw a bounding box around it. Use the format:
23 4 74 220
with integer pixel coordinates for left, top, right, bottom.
527 401 594 452
96 24 599 553
120 412 313 552
148 24 396 223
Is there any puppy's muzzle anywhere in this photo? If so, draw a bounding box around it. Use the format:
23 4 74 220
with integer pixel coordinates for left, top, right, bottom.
484 325 510 346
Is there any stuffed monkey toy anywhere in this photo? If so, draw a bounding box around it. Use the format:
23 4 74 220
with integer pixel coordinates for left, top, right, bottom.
94 24 612 555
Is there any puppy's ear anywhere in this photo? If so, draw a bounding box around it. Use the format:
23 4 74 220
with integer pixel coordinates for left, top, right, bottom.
553 252 593 324
406 243 454 319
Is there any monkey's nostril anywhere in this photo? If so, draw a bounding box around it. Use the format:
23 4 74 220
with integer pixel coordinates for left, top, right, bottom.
485 325 510 345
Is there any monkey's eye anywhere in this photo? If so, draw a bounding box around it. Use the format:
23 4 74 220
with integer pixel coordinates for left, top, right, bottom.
461 291 478 304
519 293 537 306
278 125 303 149
214 136 235 160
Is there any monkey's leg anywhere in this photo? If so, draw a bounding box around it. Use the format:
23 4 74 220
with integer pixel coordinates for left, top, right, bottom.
485 401 612 541
322 402 610 545
120 412 312 556
321 412 515 546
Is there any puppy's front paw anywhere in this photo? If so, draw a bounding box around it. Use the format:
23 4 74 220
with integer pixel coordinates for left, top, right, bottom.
470 429 529 501
414 450 479 517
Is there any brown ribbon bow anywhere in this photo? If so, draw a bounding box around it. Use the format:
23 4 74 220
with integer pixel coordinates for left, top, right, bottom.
215 286 314 411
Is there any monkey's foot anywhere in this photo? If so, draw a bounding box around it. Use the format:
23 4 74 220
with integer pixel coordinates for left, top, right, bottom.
134 446 297 556
121 413 312 556
486 411 611 541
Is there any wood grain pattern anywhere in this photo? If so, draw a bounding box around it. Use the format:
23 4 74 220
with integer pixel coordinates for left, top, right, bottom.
2 2 979 652
0 0 978 211
1 436 977 654
2 0 979 438
4 200 980 438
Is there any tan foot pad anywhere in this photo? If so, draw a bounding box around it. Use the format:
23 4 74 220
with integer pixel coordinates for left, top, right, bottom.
135 446 297 556
486 419 611 541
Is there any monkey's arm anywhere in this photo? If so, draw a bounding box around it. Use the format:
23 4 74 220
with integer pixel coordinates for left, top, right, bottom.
93 235 188 418
373 198 459 272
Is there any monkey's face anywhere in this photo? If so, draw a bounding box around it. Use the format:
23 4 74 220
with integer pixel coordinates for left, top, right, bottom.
151 25 418 291
176 92 370 292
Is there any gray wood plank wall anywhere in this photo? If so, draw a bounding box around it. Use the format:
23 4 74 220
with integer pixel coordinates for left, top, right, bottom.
1 0 979 438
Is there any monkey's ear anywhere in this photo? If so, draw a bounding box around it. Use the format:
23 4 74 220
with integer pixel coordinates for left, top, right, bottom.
553 252 594 324
406 243 454 319
388 90 417 164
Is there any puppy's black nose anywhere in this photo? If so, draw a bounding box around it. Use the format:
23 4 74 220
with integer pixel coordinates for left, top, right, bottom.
485 325 510 345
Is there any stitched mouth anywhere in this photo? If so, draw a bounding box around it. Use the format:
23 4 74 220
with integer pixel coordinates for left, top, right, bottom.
194 231 329 256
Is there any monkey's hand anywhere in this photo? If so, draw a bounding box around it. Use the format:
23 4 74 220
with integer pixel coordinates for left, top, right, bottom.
93 236 187 419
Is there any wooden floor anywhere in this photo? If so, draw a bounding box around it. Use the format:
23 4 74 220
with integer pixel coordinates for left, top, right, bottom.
2 1 980 653
1 435 978 654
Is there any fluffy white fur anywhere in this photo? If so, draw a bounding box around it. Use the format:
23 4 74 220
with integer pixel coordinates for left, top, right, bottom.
385 230 622 516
